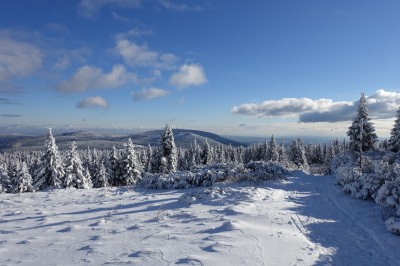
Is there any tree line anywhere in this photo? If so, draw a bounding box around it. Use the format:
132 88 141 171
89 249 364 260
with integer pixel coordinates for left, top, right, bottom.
1 92 398 194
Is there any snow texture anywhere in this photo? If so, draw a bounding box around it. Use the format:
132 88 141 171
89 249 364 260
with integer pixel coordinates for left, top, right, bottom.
1 171 399 265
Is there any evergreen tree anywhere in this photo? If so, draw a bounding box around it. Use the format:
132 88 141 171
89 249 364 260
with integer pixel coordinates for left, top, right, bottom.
93 161 110 188
145 144 153 173
278 140 289 165
201 140 213 165
120 138 141 185
289 138 309 169
64 142 86 189
77 167 92 189
0 163 11 193
267 135 279 162
347 93 378 152
34 128 65 190
156 124 178 174
14 162 34 193
388 106 400 152
108 146 119 186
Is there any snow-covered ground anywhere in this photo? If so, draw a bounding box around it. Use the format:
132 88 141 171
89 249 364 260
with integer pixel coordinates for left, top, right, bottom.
1 171 399 265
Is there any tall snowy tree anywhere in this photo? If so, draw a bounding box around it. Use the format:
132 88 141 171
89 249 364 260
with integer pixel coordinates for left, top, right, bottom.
347 93 378 152
267 135 279 162
156 124 178 174
388 106 400 152
120 138 141 185
34 128 65 190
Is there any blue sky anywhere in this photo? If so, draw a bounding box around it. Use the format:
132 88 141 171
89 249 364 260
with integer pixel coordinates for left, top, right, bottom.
1 0 400 137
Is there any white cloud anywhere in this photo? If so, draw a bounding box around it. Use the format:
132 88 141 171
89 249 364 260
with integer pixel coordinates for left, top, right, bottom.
58 64 137 92
115 28 153 40
44 23 69 33
0 37 42 81
232 89 400 123
114 39 178 69
77 96 109 109
159 0 203 11
132 87 170 101
78 0 141 19
169 64 207 88
112 11 136 23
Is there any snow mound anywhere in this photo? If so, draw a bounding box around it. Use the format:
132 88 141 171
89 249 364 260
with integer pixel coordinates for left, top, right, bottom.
385 217 400 235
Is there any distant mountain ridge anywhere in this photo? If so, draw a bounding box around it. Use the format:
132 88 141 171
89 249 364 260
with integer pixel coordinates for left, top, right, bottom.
0 129 244 151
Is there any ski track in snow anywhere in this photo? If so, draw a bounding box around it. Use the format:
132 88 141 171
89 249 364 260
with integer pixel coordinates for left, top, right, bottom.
1 172 400 265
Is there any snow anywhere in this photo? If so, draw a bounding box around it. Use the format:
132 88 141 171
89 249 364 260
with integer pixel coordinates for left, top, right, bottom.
1 172 400 265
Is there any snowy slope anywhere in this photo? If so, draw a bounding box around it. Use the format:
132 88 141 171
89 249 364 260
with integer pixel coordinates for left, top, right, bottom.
1 172 399 265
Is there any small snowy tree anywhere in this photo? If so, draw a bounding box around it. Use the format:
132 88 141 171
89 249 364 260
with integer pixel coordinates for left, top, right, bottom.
64 142 87 189
289 138 309 169
108 146 120 186
267 135 279 162
388 106 400 152
81 167 93 189
145 144 153 173
120 138 141 185
93 161 110 188
34 128 65 190
201 140 213 165
14 162 34 193
347 93 378 152
0 164 11 193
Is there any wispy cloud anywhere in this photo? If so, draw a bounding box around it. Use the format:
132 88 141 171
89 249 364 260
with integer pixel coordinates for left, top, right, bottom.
112 12 138 23
0 83 25 96
0 97 20 105
114 39 178 69
132 87 170 101
115 28 154 40
1 114 21 117
159 0 203 11
169 63 207 88
78 0 141 19
232 89 400 123
0 37 42 81
77 96 109 109
44 23 69 33
58 64 137 92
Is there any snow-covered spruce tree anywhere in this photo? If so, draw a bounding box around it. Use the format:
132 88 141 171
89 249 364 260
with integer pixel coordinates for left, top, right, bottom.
81 167 93 189
64 141 88 189
120 138 141 185
278 140 289 165
145 144 153 173
0 163 12 193
14 162 34 193
201 139 213 165
267 135 279 162
34 128 65 190
347 93 378 152
155 124 178 174
289 138 309 169
108 146 120 186
92 160 110 188
388 106 400 152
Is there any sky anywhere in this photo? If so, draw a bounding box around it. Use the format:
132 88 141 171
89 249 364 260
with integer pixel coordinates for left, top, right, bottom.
1 0 400 138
